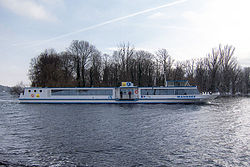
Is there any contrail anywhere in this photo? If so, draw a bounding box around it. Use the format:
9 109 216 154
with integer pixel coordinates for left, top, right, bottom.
14 0 188 47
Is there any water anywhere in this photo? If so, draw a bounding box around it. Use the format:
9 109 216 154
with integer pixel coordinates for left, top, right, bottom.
0 92 249 167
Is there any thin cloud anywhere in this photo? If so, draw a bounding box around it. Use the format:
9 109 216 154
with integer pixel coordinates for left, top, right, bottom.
14 0 188 47
148 12 168 19
0 0 57 21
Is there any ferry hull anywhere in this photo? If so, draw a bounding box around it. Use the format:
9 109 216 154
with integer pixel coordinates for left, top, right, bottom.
19 81 219 104
19 98 210 104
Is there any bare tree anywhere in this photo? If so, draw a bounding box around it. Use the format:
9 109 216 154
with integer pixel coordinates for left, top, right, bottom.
10 82 25 96
172 61 185 81
195 58 209 91
29 49 63 87
230 63 242 95
242 67 250 94
135 50 155 86
156 49 174 84
219 44 236 93
114 42 135 81
206 47 221 92
89 50 102 87
68 40 97 87
59 51 75 87
102 54 112 86
183 59 195 84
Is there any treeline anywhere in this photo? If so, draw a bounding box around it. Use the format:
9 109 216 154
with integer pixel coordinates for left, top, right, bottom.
29 40 250 95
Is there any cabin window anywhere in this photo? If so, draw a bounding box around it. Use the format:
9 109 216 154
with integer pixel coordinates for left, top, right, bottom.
40 90 42 92
184 89 199 95
51 90 78 96
28 90 31 92
51 89 113 96
141 89 175 95
34 90 37 92
155 89 175 95
175 89 185 95
141 89 154 95
78 90 113 95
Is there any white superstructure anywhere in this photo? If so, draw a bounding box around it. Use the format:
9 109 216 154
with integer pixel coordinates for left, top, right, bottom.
19 81 219 104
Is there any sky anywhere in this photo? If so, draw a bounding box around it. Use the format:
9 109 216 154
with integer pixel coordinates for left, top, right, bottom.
0 0 250 86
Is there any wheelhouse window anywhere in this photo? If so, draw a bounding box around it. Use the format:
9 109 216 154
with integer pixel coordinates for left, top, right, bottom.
51 89 113 96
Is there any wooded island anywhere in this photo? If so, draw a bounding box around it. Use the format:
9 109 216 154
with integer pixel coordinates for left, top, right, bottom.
28 40 249 95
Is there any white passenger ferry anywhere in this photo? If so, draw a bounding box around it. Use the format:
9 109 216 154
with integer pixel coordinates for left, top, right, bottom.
19 81 219 104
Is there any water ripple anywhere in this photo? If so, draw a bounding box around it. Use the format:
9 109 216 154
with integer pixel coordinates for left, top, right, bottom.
0 93 249 166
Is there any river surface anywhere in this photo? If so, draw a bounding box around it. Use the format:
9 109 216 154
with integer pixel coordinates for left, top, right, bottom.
0 92 249 167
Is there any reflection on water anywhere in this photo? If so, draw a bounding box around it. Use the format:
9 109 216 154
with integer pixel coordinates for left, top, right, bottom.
0 93 249 166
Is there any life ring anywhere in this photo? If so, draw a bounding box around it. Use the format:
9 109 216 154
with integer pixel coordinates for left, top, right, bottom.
135 90 138 94
31 94 34 97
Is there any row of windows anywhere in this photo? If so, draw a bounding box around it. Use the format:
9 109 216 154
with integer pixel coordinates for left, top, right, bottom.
51 89 113 96
28 90 42 93
140 89 199 95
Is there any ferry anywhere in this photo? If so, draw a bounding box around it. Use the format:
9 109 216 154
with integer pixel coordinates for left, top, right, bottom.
19 81 219 104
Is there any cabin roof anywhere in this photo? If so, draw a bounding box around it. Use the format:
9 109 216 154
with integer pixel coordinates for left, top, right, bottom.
24 86 197 89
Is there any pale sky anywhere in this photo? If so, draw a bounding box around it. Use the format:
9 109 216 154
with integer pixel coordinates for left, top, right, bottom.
0 0 250 86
